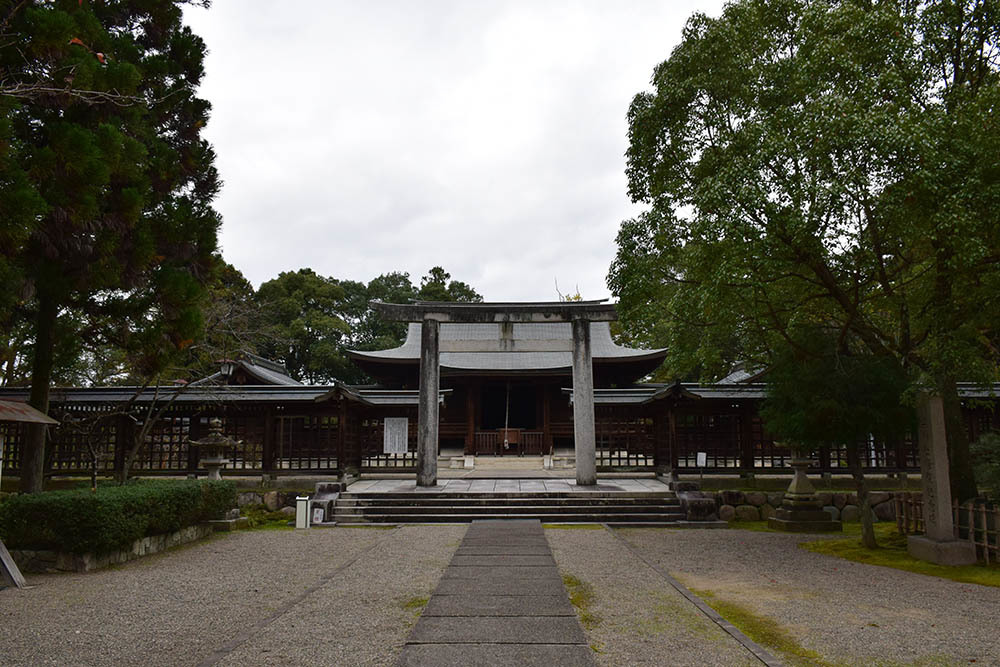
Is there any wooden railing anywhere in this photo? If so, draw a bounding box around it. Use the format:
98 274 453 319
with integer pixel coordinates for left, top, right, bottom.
473 430 545 455
895 492 999 564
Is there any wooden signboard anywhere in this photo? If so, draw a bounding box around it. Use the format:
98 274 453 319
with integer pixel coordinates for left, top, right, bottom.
383 417 409 455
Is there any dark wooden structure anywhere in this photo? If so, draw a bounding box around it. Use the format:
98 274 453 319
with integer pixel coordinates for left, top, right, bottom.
0 326 997 480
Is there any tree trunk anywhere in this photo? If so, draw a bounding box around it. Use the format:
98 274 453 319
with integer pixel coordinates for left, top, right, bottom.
20 294 58 494
847 444 877 549
940 378 978 502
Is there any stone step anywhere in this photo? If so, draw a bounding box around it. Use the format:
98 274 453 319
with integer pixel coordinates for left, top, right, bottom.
339 491 675 500
339 496 676 507
333 512 686 524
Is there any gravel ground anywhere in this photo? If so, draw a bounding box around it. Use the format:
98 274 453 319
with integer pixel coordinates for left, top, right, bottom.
217 524 465 666
618 527 1000 666
545 527 759 667
0 525 464 666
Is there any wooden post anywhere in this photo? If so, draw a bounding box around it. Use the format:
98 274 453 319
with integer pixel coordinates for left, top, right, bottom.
542 385 552 456
739 407 755 474
186 413 203 473
262 408 275 473
115 414 132 477
464 385 475 455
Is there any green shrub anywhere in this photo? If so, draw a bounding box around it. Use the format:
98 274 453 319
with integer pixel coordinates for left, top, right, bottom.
0 479 236 554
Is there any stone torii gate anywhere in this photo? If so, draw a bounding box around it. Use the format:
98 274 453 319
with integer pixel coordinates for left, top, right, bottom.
373 301 618 487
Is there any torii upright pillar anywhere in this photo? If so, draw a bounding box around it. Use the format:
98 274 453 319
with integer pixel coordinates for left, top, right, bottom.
571 318 596 486
417 318 440 487
373 300 618 488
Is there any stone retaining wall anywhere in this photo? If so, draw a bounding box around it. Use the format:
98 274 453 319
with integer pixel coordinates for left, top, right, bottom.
237 482 349 512
699 490 897 523
12 523 215 573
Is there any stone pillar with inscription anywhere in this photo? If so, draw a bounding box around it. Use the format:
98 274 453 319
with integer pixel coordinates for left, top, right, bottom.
417 318 440 487
571 318 597 486
907 394 976 565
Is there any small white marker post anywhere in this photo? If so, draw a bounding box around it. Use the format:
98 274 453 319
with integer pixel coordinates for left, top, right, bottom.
295 496 310 529
697 451 707 483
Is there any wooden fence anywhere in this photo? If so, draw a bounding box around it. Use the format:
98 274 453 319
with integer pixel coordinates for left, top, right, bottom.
895 492 999 564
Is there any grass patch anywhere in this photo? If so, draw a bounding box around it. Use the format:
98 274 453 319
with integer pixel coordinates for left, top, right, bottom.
543 523 604 530
729 520 876 535
402 595 429 611
240 504 293 531
801 526 1000 588
690 588 834 666
695 477 921 493
562 573 601 629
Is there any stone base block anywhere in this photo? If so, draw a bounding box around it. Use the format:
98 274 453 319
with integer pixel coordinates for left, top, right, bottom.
773 508 833 522
206 517 250 532
767 510 844 533
907 536 977 566
677 492 717 521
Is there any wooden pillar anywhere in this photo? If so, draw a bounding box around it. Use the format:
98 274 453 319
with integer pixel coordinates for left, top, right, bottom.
669 409 679 471
739 406 755 474
186 412 203 473
262 408 275 473
542 385 552 456
115 414 132 476
417 318 440 486
464 384 475 455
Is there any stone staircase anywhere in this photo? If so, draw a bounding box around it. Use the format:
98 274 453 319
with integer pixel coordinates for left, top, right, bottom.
332 489 686 526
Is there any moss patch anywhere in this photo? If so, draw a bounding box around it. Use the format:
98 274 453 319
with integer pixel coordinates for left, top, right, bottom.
801 527 1000 588
543 523 605 530
562 573 601 629
402 595 429 611
689 588 834 666
240 504 293 531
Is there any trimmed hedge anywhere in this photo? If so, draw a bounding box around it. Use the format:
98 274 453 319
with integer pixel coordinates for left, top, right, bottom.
0 480 236 555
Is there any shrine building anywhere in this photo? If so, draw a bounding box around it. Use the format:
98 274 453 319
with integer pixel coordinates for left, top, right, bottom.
2 301 995 483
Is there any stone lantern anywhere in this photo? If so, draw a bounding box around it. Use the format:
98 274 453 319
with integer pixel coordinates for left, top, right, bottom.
767 452 842 532
190 418 234 481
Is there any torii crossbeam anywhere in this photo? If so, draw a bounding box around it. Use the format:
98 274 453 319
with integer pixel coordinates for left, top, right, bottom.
373 301 617 487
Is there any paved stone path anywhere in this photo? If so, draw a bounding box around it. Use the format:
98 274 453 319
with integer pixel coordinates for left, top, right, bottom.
396 520 595 666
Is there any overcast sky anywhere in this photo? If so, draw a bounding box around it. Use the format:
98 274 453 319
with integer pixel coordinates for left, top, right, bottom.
182 1 726 302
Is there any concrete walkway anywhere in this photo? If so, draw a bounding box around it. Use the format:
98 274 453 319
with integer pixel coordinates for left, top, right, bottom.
396 520 595 666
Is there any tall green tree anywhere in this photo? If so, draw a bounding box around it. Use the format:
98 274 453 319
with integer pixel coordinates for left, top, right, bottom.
1 1 220 492
609 0 1000 501
255 268 349 384
761 332 913 548
416 266 483 303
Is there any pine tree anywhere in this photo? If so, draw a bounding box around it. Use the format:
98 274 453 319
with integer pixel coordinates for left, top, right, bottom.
1 1 221 492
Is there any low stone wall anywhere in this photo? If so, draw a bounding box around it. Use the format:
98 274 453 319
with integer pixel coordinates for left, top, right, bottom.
698 490 897 523
237 490 298 511
12 523 215 573
237 482 350 512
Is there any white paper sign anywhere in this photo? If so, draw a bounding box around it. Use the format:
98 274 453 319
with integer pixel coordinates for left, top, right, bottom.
696 451 707 467
383 417 409 454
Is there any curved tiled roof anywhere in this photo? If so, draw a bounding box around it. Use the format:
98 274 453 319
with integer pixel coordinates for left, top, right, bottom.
349 322 666 372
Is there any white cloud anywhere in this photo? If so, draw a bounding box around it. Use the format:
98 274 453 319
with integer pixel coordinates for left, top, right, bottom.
183 0 726 300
